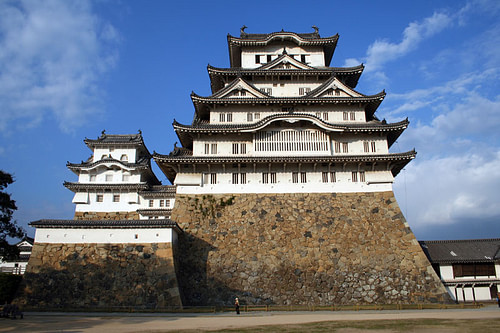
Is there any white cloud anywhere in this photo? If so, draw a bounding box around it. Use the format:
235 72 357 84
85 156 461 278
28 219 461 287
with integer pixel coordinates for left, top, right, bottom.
395 151 500 228
0 0 120 133
364 12 452 72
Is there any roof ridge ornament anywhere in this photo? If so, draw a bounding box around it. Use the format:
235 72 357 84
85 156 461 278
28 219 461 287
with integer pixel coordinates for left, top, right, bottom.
312 25 319 34
282 47 287 55
240 25 247 37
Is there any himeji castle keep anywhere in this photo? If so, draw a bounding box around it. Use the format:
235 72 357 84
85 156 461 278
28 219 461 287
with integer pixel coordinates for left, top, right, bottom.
20 27 452 309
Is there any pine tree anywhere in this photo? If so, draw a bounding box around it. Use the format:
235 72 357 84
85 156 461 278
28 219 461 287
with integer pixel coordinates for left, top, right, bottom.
0 171 26 260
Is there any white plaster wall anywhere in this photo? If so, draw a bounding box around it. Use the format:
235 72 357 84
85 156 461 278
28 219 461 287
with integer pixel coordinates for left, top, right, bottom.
175 170 393 194
453 286 492 301
241 44 324 68
439 265 455 280
75 191 140 212
78 168 142 183
94 147 137 163
34 227 177 244
209 105 365 124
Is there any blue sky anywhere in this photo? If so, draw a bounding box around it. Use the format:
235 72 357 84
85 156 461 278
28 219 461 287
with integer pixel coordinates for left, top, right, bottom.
1 0 499 240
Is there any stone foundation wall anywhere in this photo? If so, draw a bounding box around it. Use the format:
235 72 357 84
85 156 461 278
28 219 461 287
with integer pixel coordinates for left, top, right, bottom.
171 192 451 306
74 211 139 220
18 242 182 309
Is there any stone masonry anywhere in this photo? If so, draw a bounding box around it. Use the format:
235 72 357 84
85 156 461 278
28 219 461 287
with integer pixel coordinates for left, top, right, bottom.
18 242 182 309
172 192 451 306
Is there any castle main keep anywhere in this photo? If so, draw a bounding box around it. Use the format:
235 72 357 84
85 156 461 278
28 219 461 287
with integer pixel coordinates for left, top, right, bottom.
21 28 451 308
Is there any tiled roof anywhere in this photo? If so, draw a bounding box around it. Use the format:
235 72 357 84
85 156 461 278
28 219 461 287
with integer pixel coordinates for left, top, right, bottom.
207 64 364 91
63 182 150 192
138 185 177 197
136 209 173 216
84 131 145 148
153 150 415 184
30 219 182 232
172 115 407 150
227 29 339 67
419 239 500 264
66 156 151 171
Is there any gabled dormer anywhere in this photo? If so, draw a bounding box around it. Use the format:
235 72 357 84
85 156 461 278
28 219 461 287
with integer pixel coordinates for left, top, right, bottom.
308 76 364 98
259 53 316 71
211 77 270 99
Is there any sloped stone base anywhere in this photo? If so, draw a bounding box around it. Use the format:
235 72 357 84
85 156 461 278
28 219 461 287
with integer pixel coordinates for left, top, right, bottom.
171 192 451 306
18 243 182 309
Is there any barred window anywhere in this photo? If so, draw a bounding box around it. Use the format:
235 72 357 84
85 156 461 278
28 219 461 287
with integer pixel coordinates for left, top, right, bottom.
166 200 171 208
359 171 365 182
352 172 358 182
300 172 307 183
371 141 376 152
240 143 246 154
335 89 340 96
255 129 329 152
112 194 120 202
335 142 341 153
330 171 336 183
232 143 239 154
270 172 277 184
211 143 217 154
342 142 349 153
96 194 103 202
323 112 328 121
232 173 239 184
254 113 260 120
240 173 247 184
350 112 356 120
219 113 225 122
364 141 370 153
262 173 269 184
210 173 217 184
343 112 348 120
322 172 328 183
292 172 299 183
255 55 261 64
227 113 233 122
247 113 253 121
159 200 164 207
105 174 113 182
149 199 154 207
204 143 210 154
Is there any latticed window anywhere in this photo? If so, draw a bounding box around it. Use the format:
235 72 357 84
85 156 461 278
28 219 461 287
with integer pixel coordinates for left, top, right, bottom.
292 172 298 183
105 174 113 182
270 172 277 184
255 130 329 153
240 143 246 154
330 172 336 182
166 200 171 208
335 142 341 153
159 200 164 207
342 142 349 153
350 112 356 120
96 194 103 202
112 194 120 203
232 143 239 154
247 113 253 121
371 141 376 152
232 173 239 184
211 143 217 154
343 112 348 120
359 171 365 182
219 113 225 122
149 199 154 207
204 144 210 154
262 173 269 184
323 112 328 121
335 89 340 96
240 173 247 184
254 113 260 120
210 173 217 184
352 172 358 182
227 113 233 122
364 141 370 153
322 172 328 183
300 172 307 183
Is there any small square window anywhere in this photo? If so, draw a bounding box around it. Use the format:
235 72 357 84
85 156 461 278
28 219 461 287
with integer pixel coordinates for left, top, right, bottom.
149 199 154 207
105 174 113 182
96 194 103 202
113 194 120 202
159 200 164 207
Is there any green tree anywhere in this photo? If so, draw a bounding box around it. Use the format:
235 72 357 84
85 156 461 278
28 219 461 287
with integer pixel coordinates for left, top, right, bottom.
0 170 25 260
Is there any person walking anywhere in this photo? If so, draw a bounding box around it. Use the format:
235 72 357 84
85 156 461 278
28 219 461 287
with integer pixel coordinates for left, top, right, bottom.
235 297 240 315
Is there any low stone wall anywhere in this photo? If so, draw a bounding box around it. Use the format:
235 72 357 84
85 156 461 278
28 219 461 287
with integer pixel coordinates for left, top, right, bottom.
18 242 182 309
74 211 139 220
171 192 451 306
